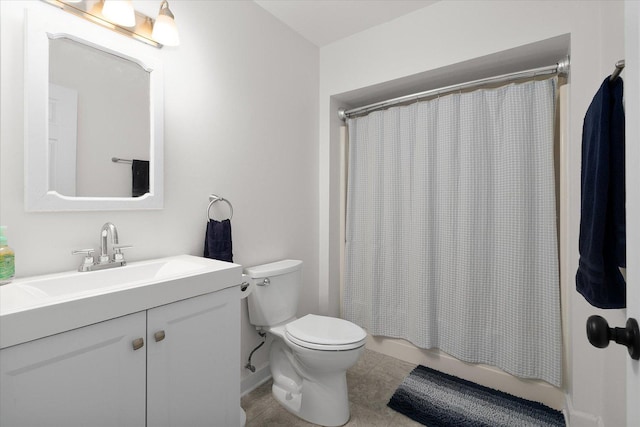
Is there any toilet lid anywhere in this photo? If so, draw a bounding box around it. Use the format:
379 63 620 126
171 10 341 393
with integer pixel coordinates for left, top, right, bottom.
284 314 366 348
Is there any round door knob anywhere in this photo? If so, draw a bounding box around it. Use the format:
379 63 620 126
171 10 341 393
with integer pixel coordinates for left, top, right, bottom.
586 315 610 348
586 315 640 360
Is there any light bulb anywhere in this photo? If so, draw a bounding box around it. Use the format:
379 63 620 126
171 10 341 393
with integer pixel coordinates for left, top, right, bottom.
101 0 136 28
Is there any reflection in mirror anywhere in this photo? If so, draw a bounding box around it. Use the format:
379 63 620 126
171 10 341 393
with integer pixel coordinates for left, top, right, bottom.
25 7 163 211
48 37 150 197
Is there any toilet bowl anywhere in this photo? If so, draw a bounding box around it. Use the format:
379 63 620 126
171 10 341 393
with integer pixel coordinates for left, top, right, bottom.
268 315 366 426
244 260 366 426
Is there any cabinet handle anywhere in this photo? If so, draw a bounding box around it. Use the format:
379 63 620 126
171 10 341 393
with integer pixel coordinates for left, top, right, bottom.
154 331 166 342
132 338 144 351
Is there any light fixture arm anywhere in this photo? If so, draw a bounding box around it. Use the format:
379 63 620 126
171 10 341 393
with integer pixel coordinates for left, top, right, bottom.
158 1 175 20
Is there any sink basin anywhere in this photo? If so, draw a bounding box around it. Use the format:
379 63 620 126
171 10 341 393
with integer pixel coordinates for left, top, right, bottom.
0 255 242 349
0 285 48 309
16 257 210 299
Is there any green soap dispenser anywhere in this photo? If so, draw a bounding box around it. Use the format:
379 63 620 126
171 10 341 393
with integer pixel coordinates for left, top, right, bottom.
0 226 15 285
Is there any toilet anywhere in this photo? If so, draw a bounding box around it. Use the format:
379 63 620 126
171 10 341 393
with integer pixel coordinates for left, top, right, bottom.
244 260 366 427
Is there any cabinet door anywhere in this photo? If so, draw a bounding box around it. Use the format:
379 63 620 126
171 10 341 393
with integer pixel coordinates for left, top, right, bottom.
147 287 240 427
0 311 146 427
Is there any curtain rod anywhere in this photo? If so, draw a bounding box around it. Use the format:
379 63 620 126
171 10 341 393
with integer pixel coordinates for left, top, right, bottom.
338 57 570 121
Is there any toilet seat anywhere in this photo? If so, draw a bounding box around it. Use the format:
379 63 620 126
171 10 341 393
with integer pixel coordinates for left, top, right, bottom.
284 314 367 351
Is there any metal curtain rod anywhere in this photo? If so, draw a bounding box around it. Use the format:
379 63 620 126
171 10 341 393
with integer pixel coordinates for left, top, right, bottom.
610 59 625 81
338 57 570 120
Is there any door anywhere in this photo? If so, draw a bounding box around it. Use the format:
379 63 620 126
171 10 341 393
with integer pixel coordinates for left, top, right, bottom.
0 312 146 427
48 83 77 196
625 2 640 424
146 287 240 427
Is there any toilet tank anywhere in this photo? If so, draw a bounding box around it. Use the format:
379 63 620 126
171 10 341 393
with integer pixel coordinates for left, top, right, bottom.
244 260 302 327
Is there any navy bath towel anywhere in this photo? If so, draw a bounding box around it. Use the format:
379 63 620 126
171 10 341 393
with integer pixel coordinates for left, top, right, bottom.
204 219 233 262
576 76 626 309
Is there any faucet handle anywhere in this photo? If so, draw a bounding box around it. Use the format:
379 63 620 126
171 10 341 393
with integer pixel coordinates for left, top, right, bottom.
72 248 95 256
72 249 95 271
113 245 132 262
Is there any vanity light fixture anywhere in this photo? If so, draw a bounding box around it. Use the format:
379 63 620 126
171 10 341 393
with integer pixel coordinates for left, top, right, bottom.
101 0 136 28
42 0 180 48
151 1 179 47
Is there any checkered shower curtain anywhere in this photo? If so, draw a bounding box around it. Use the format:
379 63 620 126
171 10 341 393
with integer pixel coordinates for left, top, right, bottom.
343 78 562 387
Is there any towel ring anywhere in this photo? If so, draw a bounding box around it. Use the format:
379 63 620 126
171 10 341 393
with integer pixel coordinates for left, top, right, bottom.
207 194 233 221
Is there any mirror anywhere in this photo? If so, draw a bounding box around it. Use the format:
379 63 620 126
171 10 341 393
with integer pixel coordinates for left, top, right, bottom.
49 37 150 198
25 7 163 211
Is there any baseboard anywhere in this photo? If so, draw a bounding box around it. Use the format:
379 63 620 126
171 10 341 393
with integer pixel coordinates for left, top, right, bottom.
241 362 271 397
365 335 565 410
564 396 603 427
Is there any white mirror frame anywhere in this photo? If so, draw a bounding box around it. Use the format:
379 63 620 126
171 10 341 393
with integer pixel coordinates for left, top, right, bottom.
24 7 164 211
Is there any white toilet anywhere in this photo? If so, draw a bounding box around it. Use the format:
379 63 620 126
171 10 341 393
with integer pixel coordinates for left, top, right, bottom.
244 260 367 427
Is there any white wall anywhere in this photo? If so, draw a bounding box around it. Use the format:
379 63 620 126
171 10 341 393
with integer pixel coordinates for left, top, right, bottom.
319 1 626 425
0 0 319 392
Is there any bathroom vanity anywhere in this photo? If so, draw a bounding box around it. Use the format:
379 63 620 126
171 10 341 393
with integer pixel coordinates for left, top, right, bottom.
0 255 242 427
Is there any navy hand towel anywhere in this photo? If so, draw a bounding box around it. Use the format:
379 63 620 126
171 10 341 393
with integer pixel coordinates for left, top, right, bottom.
576 77 626 309
131 159 150 197
204 219 233 262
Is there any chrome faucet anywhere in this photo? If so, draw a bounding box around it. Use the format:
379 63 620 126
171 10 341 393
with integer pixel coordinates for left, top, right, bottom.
100 222 119 263
72 222 132 272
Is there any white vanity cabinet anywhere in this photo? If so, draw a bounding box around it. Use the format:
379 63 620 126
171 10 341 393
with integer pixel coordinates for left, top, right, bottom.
0 311 147 427
147 286 240 426
0 286 240 427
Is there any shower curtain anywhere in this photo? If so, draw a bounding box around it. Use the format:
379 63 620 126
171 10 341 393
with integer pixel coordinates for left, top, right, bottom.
343 78 562 387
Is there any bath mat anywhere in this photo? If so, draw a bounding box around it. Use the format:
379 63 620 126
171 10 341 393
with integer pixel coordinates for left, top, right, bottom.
388 365 565 427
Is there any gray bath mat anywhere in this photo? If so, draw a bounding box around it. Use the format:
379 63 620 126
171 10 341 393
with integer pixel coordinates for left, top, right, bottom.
388 365 565 427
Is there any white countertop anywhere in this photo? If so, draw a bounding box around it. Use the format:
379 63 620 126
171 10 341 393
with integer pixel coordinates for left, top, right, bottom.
0 255 242 349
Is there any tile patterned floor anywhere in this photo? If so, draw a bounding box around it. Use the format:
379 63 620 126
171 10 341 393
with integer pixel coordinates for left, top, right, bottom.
242 349 424 427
